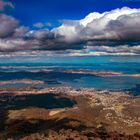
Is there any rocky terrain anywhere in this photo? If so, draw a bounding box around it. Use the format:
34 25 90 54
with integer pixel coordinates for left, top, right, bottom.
0 87 140 140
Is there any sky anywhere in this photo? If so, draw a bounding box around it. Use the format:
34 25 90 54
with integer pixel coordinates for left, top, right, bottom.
9 0 140 27
0 0 140 56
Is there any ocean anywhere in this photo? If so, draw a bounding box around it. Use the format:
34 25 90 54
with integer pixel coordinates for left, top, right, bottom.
0 55 140 95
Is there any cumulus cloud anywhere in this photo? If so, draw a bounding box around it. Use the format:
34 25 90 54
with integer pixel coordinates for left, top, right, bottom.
86 45 140 54
0 14 19 38
53 7 140 42
0 7 140 54
33 22 53 29
0 0 14 11
0 39 28 51
13 26 29 38
33 22 46 28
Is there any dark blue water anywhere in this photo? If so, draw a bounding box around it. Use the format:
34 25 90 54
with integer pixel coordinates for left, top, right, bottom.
0 56 140 94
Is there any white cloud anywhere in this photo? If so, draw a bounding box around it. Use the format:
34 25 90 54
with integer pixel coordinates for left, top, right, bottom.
33 22 53 29
0 7 140 54
53 7 140 41
0 0 14 11
86 45 140 54
0 39 27 51
33 22 45 28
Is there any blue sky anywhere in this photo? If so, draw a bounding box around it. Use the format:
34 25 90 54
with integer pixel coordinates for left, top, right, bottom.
9 0 140 27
